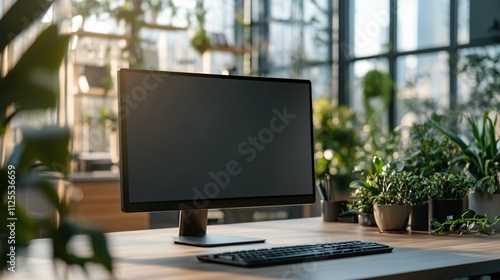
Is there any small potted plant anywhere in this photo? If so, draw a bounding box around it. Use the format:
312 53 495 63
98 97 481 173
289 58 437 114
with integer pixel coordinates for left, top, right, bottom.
428 172 471 226
349 156 385 227
398 120 466 231
351 156 414 233
371 169 414 233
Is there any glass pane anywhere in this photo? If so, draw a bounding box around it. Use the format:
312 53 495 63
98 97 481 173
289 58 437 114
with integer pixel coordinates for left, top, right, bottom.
350 59 389 121
457 0 470 44
271 0 292 20
351 0 390 58
457 45 500 114
269 22 296 68
396 52 449 126
397 0 450 51
467 0 500 42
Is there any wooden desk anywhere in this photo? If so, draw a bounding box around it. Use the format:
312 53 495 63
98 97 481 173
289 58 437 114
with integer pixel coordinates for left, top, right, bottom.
5 217 500 279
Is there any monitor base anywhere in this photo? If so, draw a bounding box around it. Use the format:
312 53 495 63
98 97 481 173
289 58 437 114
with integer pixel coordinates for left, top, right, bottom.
172 234 266 247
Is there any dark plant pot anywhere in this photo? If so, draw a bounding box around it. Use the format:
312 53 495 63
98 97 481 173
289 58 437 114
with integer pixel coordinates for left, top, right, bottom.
358 213 377 227
411 203 429 231
373 204 411 233
429 199 464 225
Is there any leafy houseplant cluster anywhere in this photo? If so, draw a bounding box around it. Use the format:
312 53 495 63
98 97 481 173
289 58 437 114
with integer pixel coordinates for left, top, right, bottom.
427 172 471 200
0 0 112 275
431 111 500 231
349 117 475 232
431 112 500 196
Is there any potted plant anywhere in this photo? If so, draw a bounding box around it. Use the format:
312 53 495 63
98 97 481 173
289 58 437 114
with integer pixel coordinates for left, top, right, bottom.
361 69 393 156
351 157 415 232
428 172 471 230
401 172 430 232
189 0 211 55
398 120 467 231
371 169 414 233
430 111 500 230
349 156 385 227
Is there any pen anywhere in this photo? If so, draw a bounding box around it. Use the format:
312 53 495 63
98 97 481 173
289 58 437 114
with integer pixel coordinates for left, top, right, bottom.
316 179 327 201
325 174 335 202
316 180 325 200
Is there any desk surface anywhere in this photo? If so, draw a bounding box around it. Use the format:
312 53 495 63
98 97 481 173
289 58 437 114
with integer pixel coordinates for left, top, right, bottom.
5 217 500 280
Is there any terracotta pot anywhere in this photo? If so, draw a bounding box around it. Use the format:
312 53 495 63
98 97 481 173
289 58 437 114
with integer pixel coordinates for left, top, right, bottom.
373 204 411 233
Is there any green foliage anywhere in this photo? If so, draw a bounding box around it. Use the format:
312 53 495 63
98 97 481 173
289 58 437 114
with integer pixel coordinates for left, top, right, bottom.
427 172 472 200
362 69 392 102
313 99 362 190
431 209 500 235
400 120 465 177
350 155 434 213
430 111 500 196
370 170 423 205
361 69 392 130
0 0 113 275
190 28 211 55
349 156 386 213
349 156 408 213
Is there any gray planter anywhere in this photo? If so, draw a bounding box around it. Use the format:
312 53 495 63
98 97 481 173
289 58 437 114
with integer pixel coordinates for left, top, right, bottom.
373 204 411 233
468 193 500 231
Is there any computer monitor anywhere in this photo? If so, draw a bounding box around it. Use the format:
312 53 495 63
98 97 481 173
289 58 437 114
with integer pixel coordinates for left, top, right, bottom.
118 69 315 246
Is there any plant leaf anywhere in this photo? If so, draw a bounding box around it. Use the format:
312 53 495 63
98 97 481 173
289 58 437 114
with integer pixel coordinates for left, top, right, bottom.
0 25 70 115
52 220 114 274
0 0 55 52
7 126 70 176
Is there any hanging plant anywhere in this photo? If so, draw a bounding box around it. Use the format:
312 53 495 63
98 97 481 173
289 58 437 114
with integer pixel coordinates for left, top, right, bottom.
189 0 211 55
190 28 211 55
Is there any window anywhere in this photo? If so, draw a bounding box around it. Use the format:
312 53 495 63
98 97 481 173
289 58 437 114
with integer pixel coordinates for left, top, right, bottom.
339 0 500 129
250 0 334 100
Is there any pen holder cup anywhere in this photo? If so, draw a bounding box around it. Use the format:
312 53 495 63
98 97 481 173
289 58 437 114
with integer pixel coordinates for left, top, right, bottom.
321 200 348 222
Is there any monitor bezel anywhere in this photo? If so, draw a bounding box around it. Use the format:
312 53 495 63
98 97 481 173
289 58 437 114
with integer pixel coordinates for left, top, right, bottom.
118 68 316 213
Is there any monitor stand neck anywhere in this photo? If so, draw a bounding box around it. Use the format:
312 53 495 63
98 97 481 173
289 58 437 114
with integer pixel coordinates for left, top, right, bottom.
179 209 208 237
172 209 266 247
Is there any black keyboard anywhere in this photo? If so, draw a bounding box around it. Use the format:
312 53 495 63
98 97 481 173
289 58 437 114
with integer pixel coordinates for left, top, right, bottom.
197 240 393 268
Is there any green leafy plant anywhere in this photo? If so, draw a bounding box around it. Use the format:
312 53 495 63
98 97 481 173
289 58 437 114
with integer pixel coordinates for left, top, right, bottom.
371 170 422 205
361 69 393 152
189 0 211 55
430 111 500 196
351 156 432 211
349 156 387 213
431 209 500 235
428 172 472 200
400 120 464 177
0 0 112 274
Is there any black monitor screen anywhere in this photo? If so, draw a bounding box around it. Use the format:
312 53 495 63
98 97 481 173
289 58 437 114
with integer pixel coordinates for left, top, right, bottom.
119 69 315 212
